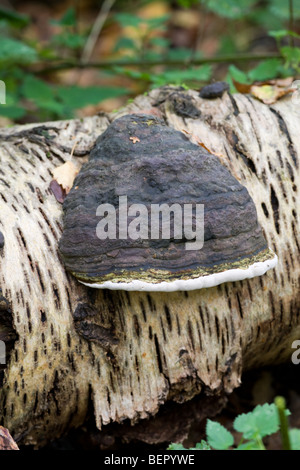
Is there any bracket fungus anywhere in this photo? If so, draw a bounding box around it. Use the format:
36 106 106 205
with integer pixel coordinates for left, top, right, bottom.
59 114 277 292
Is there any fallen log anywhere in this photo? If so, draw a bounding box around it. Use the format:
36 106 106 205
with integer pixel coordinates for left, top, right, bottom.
0 86 299 447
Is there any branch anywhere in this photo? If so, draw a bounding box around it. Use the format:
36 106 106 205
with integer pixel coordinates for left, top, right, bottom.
81 0 116 65
34 52 283 75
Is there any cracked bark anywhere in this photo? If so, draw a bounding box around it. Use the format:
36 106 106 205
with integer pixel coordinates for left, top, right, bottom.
0 87 299 447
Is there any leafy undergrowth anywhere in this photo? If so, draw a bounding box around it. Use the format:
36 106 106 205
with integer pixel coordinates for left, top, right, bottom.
168 398 300 450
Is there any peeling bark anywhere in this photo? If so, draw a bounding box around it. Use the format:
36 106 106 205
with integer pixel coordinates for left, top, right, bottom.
0 87 299 447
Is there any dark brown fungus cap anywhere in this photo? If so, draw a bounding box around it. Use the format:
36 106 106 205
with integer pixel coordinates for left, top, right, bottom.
59 114 277 291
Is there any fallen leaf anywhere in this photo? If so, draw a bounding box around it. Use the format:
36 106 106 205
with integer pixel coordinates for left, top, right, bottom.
233 76 295 104
268 77 294 87
0 426 19 450
49 179 66 204
51 161 79 194
232 79 252 94
130 136 140 144
250 84 293 105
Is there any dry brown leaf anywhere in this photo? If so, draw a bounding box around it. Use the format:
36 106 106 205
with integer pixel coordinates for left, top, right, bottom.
233 76 295 104
232 79 252 94
49 180 66 204
0 426 19 450
51 161 79 194
267 77 294 87
250 84 293 105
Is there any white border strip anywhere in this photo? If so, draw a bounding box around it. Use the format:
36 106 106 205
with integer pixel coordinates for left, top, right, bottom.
80 253 278 292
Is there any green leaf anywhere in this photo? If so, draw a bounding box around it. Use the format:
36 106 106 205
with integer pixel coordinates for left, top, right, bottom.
152 66 211 86
280 47 300 70
0 6 29 28
0 104 25 119
167 47 198 61
168 440 211 450
193 441 211 450
168 443 187 450
145 14 170 29
236 440 261 450
56 86 128 109
248 59 282 81
248 8 282 29
205 0 257 19
268 29 300 40
206 420 234 450
150 37 170 48
53 32 85 49
38 100 66 116
114 37 137 52
51 7 76 26
0 38 37 66
114 13 142 28
234 403 290 440
269 0 300 20
228 65 251 84
290 429 300 450
22 75 54 103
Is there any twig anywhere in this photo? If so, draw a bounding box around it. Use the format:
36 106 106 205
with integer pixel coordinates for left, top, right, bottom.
81 0 116 65
275 396 291 451
35 52 283 75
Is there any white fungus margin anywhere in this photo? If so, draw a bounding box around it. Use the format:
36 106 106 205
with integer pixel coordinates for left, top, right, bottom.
80 251 278 292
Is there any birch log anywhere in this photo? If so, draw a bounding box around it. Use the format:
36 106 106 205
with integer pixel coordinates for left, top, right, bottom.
0 87 299 447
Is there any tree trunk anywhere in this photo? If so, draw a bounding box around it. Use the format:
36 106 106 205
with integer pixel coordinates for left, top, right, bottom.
0 87 299 447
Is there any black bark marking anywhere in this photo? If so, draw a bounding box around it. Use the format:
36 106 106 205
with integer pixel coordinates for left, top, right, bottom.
261 202 269 218
140 300 147 322
164 305 172 331
236 293 244 319
146 294 156 312
40 309 47 323
36 187 44 204
35 263 45 293
38 207 58 240
198 306 206 333
215 315 220 342
133 314 141 338
221 332 226 355
124 291 131 307
270 185 280 234
270 108 298 168
228 93 240 116
52 284 61 310
196 321 203 351
176 314 181 335
17 228 27 249
187 319 195 351
154 333 163 374
160 318 167 342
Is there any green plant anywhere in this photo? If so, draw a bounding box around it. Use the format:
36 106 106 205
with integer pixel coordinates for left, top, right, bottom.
168 397 300 450
0 6 128 121
0 0 300 123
